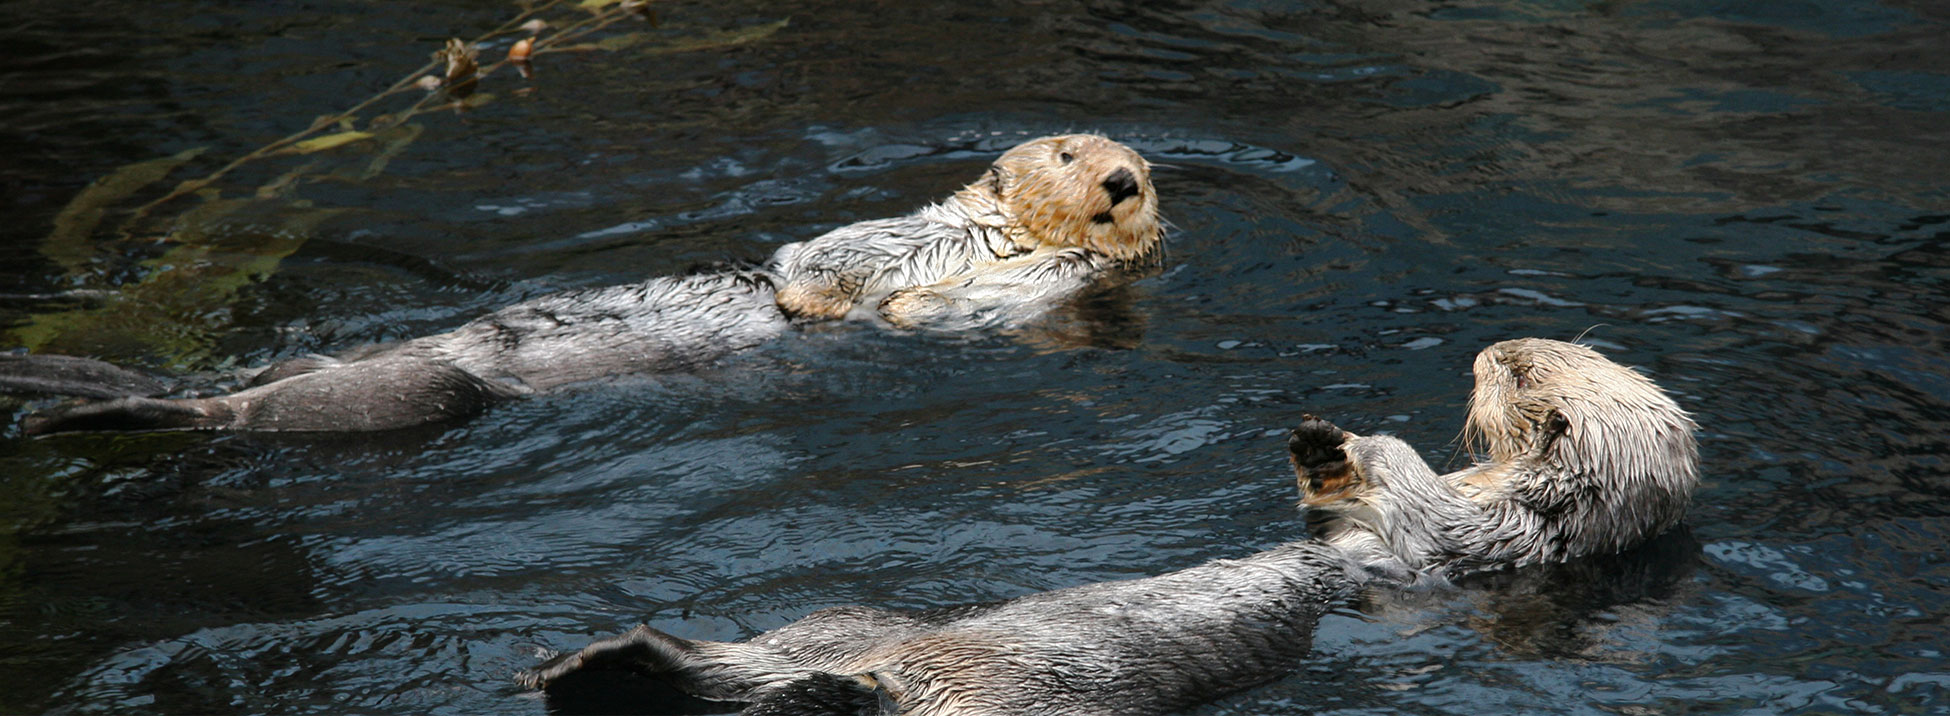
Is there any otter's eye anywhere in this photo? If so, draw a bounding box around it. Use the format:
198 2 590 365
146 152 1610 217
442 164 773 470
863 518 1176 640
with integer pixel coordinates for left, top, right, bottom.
1059 152 1075 164
1512 366 1530 390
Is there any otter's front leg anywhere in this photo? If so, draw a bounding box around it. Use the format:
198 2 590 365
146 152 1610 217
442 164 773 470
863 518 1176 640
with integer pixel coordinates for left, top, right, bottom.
768 218 953 322
775 280 862 322
876 248 1102 329
1288 415 1363 507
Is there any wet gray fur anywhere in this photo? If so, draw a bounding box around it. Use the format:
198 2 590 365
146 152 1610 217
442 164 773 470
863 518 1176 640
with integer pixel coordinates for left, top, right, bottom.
517 541 1365 716
22 205 1136 433
519 339 1700 714
1304 339 1701 580
23 268 784 432
769 201 1129 330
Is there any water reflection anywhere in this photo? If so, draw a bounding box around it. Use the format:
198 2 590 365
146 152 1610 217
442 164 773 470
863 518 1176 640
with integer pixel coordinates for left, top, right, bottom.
1453 527 1704 660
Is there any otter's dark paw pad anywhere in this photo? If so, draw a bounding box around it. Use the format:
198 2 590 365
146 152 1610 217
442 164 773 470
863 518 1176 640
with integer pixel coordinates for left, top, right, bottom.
1289 415 1363 506
1287 414 1348 469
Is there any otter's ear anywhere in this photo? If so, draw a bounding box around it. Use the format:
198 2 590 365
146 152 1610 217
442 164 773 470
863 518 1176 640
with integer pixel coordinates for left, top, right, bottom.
1540 410 1570 453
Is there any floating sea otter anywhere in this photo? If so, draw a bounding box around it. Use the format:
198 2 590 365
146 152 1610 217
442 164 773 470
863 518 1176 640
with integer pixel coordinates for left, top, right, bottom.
515 338 1698 715
11 134 1162 433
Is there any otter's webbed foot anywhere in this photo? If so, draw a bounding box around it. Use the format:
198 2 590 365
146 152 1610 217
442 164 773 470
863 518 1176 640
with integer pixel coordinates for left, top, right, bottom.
1288 415 1362 507
516 624 697 691
1288 415 1348 470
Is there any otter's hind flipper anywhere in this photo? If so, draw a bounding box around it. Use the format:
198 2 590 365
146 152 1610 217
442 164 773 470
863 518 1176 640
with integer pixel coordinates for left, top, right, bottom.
24 354 521 434
22 396 229 434
743 672 896 716
517 624 702 692
0 354 169 399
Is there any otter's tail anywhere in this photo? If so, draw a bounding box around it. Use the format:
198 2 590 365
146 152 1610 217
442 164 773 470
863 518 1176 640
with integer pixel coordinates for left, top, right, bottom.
0 353 169 400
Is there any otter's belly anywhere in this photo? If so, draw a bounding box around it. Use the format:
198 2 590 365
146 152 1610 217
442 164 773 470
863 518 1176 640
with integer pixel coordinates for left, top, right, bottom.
432 271 789 390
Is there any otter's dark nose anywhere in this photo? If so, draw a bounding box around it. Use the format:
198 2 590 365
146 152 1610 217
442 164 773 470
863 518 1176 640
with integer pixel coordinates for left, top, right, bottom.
1101 167 1141 206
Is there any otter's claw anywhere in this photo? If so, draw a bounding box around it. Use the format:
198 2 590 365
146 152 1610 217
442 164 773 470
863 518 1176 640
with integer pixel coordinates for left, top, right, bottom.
514 650 583 690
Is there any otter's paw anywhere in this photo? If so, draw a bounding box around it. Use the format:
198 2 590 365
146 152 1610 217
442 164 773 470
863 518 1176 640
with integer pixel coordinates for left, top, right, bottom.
877 288 954 328
1287 415 1348 469
776 285 855 322
1288 415 1362 506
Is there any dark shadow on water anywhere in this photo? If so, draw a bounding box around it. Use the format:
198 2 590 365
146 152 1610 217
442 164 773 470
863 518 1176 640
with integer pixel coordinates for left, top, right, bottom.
226 417 473 458
1015 281 1152 352
1454 526 1703 658
538 669 740 716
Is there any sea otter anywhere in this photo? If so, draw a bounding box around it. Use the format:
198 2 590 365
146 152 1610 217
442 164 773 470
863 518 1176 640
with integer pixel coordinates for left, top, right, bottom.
514 338 1698 715
771 133 1160 328
1289 337 1700 581
13 134 1162 433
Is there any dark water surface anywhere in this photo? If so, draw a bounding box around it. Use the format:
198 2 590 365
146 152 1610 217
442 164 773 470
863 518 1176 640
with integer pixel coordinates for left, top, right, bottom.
3 0 1947 713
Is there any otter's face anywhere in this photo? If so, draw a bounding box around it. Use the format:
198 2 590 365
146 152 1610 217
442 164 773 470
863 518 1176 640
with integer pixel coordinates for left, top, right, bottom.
1467 338 1616 463
971 134 1162 260
1465 338 1698 484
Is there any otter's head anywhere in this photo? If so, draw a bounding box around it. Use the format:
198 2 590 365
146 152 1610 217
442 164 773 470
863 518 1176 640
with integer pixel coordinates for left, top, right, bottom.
959 134 1163 262
1290 339 1702 574
1463 338 1700 548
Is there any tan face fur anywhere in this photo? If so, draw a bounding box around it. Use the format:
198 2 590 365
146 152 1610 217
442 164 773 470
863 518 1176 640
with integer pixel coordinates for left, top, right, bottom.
1461 338 1689 472
956 134 1163 261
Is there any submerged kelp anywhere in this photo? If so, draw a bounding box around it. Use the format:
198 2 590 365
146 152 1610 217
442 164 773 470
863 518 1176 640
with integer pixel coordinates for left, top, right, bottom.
10 0 787 369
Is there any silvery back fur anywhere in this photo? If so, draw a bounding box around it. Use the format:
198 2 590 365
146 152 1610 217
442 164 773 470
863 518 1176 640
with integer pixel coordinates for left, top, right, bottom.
519 541 1363 716
401 268 787 391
